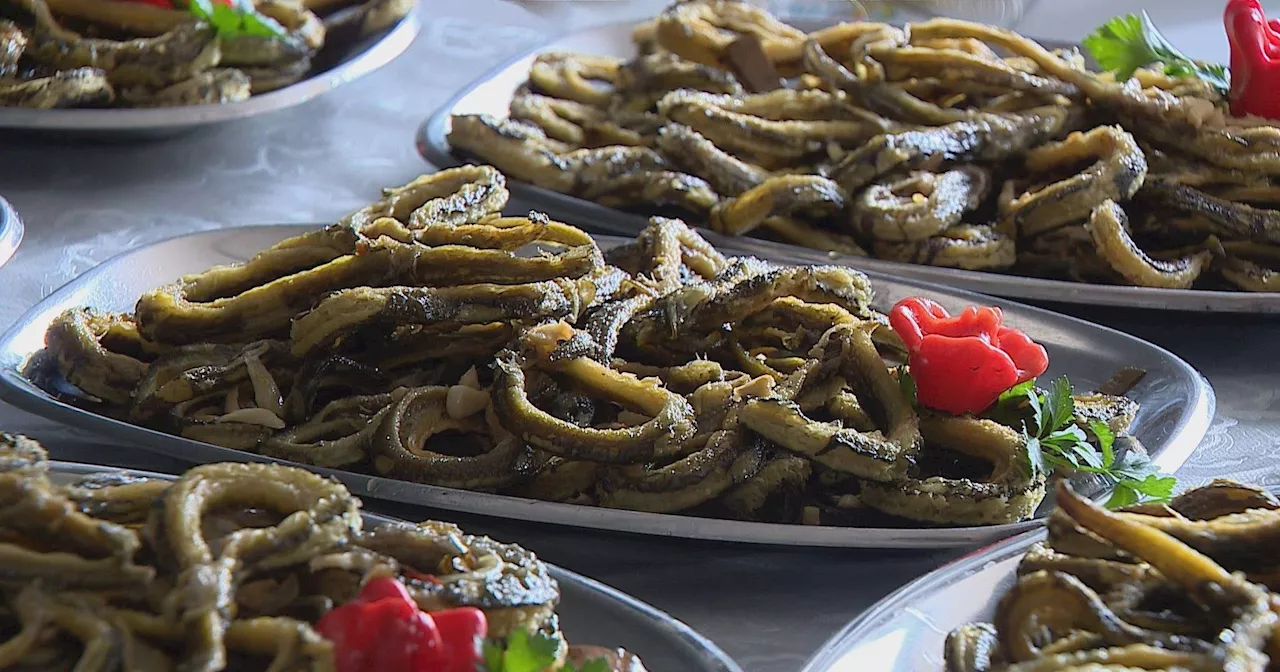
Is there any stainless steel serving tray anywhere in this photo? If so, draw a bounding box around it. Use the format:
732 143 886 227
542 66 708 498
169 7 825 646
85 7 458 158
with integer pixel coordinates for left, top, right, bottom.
801 527 1043 671
0 196 23 269
416 20 1280 314
45 461 741 672
0 2 422 137
0 224 1214 548
800 477 1280 672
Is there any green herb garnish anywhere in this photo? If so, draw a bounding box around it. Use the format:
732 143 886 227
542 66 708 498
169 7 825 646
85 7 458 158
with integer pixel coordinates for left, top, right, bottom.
188 0 288 40
481 630 609 672
897 366 917 409
1010 375 1176 508
1083 11 1230 95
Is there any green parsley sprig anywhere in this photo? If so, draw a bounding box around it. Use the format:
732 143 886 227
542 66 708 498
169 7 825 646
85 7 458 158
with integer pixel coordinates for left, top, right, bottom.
188 0 288 40
1082 11 1230 96
482 630 609 672
999 376 1176 509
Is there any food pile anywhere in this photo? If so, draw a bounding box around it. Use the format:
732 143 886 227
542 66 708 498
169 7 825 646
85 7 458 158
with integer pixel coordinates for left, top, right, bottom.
0 435 637 671
946 479 1280 671
0 0 415 108
35 165 1159 529
448 0 1280 292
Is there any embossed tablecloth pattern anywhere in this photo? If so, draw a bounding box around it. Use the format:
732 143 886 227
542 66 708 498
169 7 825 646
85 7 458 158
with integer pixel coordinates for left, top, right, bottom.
0 3 1277 671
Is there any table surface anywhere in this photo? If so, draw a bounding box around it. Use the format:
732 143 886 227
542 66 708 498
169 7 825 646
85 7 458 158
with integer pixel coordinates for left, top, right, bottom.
1 2 1278 671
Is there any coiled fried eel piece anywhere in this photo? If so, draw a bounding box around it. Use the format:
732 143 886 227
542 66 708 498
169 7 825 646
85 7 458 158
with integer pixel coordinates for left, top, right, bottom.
655 122 767 196
1222 256 1280 291
710 173 847 236
652 124 867 255
116 67 252 107
16 0 220 89
139 220 599 346
875 224 1016 271
145 462 360 672
616 51 743 103
0 438 154 592
903 17 1280 177
62 472 171 527
1136 180 1280 246
0 585 175 671
657 89 878 165
1054 482 1276 669
0 20 25 73
0 65 115 108
869 43 1079 98
803 33 978 127
315 0 413 46
860 416 1046 526
948 481 1280 671
132 223 386 345
654 0 808 72
492 329 697 463
597 428 766 513
0 436 143 562
740 323 920 482
340 165 509 230
262 389 403 468
1086 200 1212 289
131 339 292 423
572 216 727 362
369 386 535 490
832 105 1074 192
1096 507 1280 581
45 309 160 406
449 114 720 213
1001 126 1147 239
289 278 591 357
528 52 620 107
347 520 562 642
511 90 625 146
106 608 335 671
993 571 1219 663
855 167 990 242
620 263 874 361
718 454 812 522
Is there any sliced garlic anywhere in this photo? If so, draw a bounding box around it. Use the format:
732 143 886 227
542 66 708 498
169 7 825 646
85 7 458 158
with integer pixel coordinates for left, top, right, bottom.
459 366 482 390
525 321 574 357
616 410 651 426
244 352 283 415
224 386 241 414
732 374 776 400
217 407 286 429
446 385 490 420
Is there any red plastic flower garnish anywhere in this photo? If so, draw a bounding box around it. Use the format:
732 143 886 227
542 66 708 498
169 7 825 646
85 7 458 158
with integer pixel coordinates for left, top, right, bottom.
889 297 1049 415
315 577 487 672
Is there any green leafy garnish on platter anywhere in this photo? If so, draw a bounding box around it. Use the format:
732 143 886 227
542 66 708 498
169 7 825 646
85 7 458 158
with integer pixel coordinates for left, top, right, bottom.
1005 376 1176 508
1083 11 1230 95
481 630 609 672
187 0 288 40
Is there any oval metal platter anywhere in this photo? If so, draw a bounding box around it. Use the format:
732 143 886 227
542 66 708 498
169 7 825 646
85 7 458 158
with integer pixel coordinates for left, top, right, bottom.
0 196 23 269
416 20 1280 314
802 473 1279 672
0 224 1213 548
801 527 1042 671
44 461 741 672
0 2 422 137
